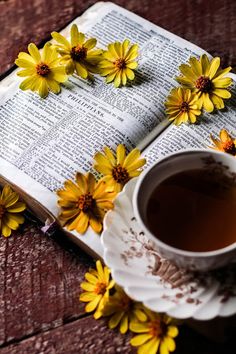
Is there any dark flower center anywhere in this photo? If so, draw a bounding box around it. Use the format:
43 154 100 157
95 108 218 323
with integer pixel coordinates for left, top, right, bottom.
195 76 212 93
149 319 167 338
77 193 93 211
0 202 5 218
36 63 50 76
94 281 107 295
222 141 236 155
114 58 126 69
121 295 132 311
180 101 190 112
71 45 88 61
112 165 129 184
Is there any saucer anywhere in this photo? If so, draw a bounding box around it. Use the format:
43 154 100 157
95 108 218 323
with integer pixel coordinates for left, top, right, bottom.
101 178 236 320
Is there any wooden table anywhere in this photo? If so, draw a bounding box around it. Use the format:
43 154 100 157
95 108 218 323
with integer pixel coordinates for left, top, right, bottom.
0 0 235 353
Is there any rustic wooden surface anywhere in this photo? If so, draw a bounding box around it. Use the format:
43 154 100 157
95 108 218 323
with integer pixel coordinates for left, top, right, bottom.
0 0 236 353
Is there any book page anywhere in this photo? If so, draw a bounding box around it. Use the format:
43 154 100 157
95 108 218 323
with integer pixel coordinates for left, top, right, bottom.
143 78 236 165
0 2 218 257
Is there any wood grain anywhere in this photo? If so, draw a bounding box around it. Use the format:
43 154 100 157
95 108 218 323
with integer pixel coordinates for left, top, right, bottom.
0 317 233 354
0 0 236 352
0 223 94 346
0 316 135 354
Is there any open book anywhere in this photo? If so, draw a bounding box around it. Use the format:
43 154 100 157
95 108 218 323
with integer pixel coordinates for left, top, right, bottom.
1 2 235 258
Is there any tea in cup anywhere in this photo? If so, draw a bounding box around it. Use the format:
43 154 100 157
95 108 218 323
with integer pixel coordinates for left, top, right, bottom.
133 149 236 271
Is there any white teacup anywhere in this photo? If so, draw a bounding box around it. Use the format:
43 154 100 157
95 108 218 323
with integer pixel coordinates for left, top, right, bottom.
133 149 236 272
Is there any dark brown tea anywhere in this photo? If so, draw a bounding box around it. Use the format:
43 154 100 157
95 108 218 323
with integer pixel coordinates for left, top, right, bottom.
146 168 236 252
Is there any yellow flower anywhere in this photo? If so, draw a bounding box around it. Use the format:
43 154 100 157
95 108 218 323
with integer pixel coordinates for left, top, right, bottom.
176 54 232 112
51 24 102 79
80 260 115 319
102 285 147 334
165 87 201 125
209 129 236 155
0 185 26 237
93 145 146 193
99 39 138 87
15 42 68 98
130 310 178 354
56 172 115 234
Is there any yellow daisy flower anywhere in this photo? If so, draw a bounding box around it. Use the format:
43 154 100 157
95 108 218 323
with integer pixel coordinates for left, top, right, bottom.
102 285 147 334
130 310 179 354
209 129 236 155
165 87 201 125
56 172 115 234
176 54 232 112
51 24 102 79
99 39 138 87
0 185 26 237
93 145 146 193
15 42 68 98
80 260 115 319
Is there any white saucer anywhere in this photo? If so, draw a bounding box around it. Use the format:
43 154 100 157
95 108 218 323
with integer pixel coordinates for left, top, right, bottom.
101 178 236 320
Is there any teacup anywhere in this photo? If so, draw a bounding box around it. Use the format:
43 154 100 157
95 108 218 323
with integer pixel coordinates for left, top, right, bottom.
133 149 236 272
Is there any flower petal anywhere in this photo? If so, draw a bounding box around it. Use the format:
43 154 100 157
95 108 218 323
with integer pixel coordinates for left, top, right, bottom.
38 79 49 98
28 43 41 63
7 202 26 213
220 129 230 143
75 62 88 79
109 311 124 329
84 38 97 50
114 71 121 88
213 88 231 99
125 68 135 81
127 62 138 70
71 24 80 47
167 326 179 338
160 341 169 354
89 218 103 234
52 32 71 50
106 71 118 83
137 338 160 354
208 57 220 79
85 294 102 312
19 76 38 91
81 282 96 292
202 93 214 112
116 144 126 165
211 94 225 109
47 78 61 94
123 149 140 168
42 42 53 62
103 147 116 165
96 260 104 281
200 54 210 76
50 66 67 82
130 321 149 333
85 272 98 284
213 77 232 88
1 221 12 237
79 292 96 302
75 172 88 193
120 314 129 334
164 336 176 352
130 334 152 346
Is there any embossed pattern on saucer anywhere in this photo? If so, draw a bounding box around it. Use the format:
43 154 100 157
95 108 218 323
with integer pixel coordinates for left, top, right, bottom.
101 178 236 320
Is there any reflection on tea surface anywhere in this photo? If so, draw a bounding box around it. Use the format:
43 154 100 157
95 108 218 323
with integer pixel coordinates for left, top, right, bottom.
146 167 236 252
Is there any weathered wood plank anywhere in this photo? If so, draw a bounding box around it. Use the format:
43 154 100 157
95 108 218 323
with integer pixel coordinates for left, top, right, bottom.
0 316 233 354
0 223 94 346
0 316 136 354
1 0 236 352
